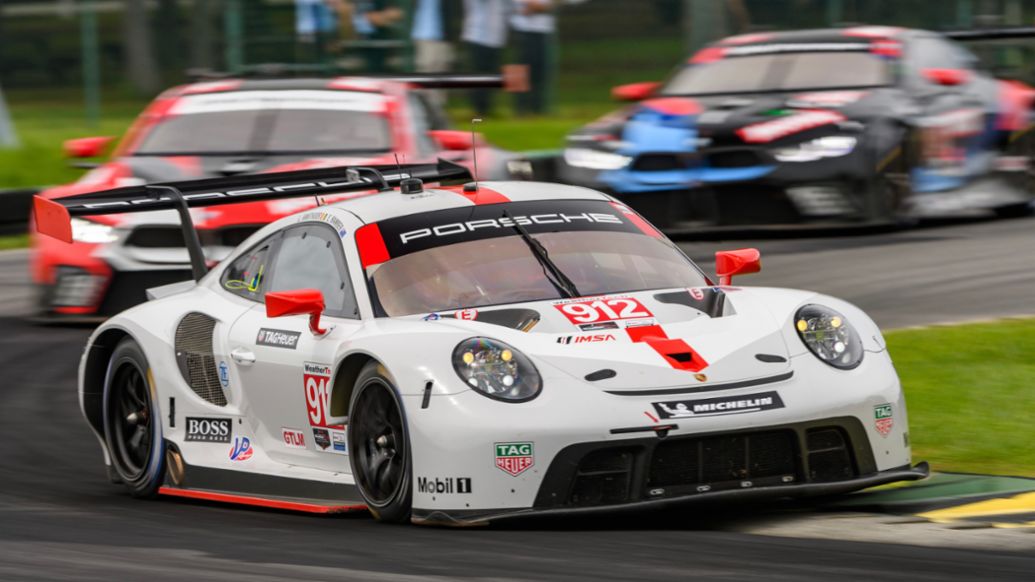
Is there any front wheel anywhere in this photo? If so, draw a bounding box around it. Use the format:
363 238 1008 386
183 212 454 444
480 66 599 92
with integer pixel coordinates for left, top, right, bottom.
347 362 412 523
102 337 165 498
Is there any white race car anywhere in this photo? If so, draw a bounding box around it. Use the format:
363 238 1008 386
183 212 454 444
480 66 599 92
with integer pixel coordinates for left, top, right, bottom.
34 161 928 525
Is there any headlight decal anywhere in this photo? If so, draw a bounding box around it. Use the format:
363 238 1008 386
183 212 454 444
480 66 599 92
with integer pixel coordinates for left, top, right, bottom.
452 338 542 402
794 304 864 369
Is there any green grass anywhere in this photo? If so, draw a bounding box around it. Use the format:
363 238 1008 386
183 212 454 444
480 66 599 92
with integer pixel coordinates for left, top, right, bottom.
887 318 1035 477
0 234 29 250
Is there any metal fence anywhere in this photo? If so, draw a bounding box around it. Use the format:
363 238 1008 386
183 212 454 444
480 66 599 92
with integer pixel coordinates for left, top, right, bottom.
1 1 1033 96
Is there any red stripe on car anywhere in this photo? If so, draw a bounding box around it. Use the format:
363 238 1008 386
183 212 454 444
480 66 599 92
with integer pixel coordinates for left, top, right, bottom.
355 223 391 268
609 202 663 238
159 487 367 514
626 324 708 372
440 184 510 205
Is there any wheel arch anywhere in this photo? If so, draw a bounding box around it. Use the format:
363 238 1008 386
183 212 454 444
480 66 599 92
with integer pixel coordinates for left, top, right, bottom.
81 326 135 437
329 351 385 422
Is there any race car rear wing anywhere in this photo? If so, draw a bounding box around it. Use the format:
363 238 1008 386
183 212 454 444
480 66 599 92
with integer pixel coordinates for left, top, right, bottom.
34 159 470 280
188 66 529 92
944 26 1035 41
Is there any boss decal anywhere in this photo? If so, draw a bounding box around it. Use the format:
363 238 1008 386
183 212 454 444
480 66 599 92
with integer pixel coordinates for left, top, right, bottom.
256 328 301 349
185 417 232 443
304 362 343 429
652 391 785 419
417 476 472 494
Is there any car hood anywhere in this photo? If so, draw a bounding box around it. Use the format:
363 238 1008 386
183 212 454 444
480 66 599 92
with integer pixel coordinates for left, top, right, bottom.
413 287 802 393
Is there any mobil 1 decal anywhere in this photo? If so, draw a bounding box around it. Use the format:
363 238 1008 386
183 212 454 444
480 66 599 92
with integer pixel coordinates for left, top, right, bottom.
652 391 785 419
554 295 653 325
304 362 343 430
376 200 643 259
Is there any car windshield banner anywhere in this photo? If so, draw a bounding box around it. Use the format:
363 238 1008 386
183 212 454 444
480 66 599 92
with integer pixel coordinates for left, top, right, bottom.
370 200 649 261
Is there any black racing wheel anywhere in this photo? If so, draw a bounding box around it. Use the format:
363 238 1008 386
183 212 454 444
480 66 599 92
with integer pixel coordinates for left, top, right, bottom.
102 337 166 498
347 362 412 523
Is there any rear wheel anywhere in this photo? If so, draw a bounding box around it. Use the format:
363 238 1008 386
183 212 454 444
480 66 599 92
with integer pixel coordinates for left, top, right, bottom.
347 363 412 523
102 338 165 498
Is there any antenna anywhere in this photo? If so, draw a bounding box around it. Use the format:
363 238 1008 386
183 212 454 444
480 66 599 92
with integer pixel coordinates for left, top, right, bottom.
463 118 482 192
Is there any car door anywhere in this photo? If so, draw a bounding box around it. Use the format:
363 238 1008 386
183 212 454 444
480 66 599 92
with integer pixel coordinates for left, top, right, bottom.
226 222 362 472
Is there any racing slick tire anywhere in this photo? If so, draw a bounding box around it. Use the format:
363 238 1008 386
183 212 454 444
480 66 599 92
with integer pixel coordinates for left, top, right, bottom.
102 337 166 498
347 362 413 523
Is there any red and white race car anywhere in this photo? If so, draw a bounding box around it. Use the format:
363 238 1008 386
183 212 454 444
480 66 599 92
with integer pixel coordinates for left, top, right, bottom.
32 74 518 318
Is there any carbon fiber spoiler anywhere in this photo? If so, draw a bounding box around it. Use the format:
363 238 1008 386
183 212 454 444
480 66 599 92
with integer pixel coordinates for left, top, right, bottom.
944 26 1035 41
34 159 470 280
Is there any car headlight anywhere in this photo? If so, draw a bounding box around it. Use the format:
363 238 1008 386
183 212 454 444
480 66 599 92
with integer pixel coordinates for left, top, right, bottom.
563 147 632 170
452 338 542 402
772 136 857 162
794 304 864 369
70 218 118 244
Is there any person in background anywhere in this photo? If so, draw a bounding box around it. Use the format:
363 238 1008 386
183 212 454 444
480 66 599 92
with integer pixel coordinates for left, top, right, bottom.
510 0 555 115
349 0 405 72
462 0 509 116
411 0 462 107
296 0 341 61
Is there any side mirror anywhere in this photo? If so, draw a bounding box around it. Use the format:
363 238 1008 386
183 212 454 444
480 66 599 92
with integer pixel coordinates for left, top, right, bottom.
266 289 327 335
611 81 661 102
921 68 969 87
429 129 483 151
63 136 115 159
715 248 761 286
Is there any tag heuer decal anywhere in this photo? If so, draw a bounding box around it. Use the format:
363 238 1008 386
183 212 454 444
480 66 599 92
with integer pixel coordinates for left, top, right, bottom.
874 403 894 437
494 442 534 477
256 328 301 349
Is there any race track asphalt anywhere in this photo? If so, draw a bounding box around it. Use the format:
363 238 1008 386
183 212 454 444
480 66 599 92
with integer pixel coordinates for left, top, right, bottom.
1 217 1034 580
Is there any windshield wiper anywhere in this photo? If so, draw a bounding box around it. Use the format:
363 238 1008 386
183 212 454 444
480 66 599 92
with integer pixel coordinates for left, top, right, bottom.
502 209 580 299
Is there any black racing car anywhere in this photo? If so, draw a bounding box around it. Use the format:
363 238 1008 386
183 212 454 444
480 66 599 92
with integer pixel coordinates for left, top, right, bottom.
552 25 1035 232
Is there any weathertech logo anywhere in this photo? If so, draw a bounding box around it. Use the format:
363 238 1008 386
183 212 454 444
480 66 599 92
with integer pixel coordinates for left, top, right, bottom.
256 328 301 349
653 391 785 419
417 477 472 495
399 213 622 244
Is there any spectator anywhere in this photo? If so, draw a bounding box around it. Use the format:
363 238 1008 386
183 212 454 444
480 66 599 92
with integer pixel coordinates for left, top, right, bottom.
462 0 509 116
510 0 555 115
349 0 405 72
411 0 462 107
296 0 341 61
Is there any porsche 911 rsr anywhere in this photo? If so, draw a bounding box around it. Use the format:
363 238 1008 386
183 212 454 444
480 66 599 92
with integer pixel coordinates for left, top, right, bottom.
33 74 518 318
34 162 927 525
555 26 1035 233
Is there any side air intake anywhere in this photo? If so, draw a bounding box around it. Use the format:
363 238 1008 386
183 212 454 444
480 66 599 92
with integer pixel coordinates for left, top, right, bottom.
174 312 227 406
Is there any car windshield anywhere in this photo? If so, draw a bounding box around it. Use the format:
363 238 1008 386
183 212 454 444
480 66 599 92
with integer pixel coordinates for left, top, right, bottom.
134 90 392 155
364 201 709 317
663 51 891 95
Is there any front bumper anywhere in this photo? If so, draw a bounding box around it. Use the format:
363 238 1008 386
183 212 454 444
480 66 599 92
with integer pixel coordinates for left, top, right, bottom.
413 416 927 526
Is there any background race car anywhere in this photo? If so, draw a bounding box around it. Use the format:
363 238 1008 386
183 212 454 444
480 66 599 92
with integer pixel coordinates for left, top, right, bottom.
32 74 519 318
552 26 1035 233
